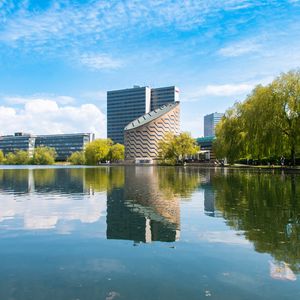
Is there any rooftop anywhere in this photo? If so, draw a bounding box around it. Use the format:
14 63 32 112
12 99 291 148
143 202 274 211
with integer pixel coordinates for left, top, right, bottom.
124 102 180 131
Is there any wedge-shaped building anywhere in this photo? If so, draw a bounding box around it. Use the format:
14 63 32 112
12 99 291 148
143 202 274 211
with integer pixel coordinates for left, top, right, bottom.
124 102 180 162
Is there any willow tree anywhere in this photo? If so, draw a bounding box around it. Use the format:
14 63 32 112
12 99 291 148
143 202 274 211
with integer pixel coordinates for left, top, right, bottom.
270 71 300 165
214 70 300 165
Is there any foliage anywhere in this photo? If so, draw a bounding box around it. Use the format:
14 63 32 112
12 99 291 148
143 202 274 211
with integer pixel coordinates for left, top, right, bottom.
214 70 300 165
85 139 113 165
211 171 300 272
0 150 4 164
32 147 56 165
158 132 200 164
67 151 86 165
108 143 125 162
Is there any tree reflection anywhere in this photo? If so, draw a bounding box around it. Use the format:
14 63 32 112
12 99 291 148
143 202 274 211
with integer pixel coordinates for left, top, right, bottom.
211 170 300 272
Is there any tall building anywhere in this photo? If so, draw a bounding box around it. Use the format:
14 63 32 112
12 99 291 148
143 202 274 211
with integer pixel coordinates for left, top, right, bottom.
124 102 180 162
107 85 179 144
204 112 224 137
150 86 179 111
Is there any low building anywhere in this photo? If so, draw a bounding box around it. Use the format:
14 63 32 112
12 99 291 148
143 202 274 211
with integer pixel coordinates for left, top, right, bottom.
0 133 36 157
124 102 180 163
0 132 94 161
196 136 216 160
35 133 94 161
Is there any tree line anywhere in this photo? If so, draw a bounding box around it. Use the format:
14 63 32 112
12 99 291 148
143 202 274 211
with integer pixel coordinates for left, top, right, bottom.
0 139 125 165
214 70 300 165
68 139 124 165
0 147 56 165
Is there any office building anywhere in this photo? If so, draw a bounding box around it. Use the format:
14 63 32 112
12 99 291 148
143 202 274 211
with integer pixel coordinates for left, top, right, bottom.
0 132 36 156
107 85 179 144
0 132 94 161
35 133 94 161
124 102 180 162
204 112 224 137
150 86 179 111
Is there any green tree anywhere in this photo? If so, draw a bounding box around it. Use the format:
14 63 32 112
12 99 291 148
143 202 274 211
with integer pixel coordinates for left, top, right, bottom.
85 139 113 165
158 132 199 164
32 147 56 165
0 150 4 164
68 151 86 165
270 71 300 165
13 150 30 165
108 143 125 162
214 70 300 165
4 152 17 165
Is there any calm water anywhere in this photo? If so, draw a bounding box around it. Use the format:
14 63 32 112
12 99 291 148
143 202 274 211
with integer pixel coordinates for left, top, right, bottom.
0 166 299 300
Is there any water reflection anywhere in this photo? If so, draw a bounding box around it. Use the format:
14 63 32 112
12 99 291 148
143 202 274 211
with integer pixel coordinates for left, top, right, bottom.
210 170 300 273
0 166 299 276
107 167 181 243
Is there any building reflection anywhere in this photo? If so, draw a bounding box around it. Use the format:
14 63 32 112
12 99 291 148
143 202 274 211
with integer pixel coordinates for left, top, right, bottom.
106 167 180 243
0 168 85 194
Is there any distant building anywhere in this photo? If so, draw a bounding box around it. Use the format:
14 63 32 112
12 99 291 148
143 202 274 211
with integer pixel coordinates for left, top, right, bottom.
204 112 224 137
36 133 94 161
0 132 36 157
196 136 216 160
124 102 180 163
107 85 179 144
0 132 94 161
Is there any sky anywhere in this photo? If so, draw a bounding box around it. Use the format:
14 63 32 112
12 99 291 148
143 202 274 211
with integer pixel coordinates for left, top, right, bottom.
0 0 300 137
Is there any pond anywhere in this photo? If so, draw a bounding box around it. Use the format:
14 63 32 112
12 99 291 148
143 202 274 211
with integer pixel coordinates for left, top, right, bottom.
0 166 299 300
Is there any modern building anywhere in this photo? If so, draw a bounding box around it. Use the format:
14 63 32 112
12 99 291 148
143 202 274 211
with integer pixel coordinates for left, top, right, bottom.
124 102 180 163
35 133 94 161
0 132 94 161
150 86 179 111
196 136 216 160
107 85 179 144
204 112 224 137
0 132 36 156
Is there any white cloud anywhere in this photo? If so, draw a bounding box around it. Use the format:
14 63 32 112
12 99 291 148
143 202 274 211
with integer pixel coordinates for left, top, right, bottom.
0 97 106 137
218 40 262 57
4 95 76 105
203 83 254 96
0 1 261 47
79 53 122 70
184 83 254 102
0 190 107 231
199 231 251 245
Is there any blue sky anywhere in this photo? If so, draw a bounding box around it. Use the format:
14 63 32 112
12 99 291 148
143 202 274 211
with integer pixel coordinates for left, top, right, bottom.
0 0 300 137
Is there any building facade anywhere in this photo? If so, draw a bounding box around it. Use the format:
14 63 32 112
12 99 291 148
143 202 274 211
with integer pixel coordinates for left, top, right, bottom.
0 133 36 156
124 102 180 162
107 85 179 144
150 86 179 111
0 133 94 161
35 133 94 161
204 112 224 137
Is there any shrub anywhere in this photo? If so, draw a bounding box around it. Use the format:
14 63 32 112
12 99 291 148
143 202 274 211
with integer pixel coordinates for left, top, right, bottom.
68 151 86 165
32 147 56 165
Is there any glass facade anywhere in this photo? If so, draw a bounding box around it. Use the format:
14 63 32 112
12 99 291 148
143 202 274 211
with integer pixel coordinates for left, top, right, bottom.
204 112 224 137
150 86 179 111
0 133 36 156
107 87 151 145
35 133 94 161
107 85 179 144
0 133 94 161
